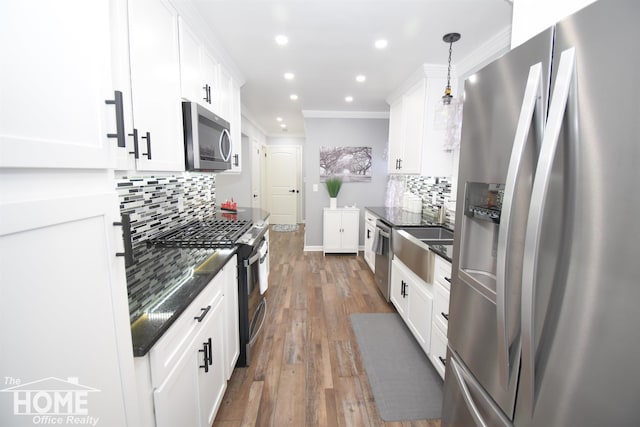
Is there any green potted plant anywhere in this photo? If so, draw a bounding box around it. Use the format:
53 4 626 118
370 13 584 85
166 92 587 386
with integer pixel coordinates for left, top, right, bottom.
325 176 342 209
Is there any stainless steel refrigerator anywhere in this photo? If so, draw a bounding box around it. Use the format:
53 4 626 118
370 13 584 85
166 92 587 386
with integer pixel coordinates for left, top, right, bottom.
443 1 640 426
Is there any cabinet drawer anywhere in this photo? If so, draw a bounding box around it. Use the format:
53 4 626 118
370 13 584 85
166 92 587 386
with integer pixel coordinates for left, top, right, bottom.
149 274 224 387
430 326 447 379
364 210 378 226
433 282 450 333
434 255 452 290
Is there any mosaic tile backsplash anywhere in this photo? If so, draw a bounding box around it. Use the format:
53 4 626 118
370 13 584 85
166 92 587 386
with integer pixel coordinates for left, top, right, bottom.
116 174 216 248
116 173 217 321
406 175 455 228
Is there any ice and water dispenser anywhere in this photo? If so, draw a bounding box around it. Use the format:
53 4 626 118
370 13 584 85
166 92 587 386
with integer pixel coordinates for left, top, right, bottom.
458 182 505 293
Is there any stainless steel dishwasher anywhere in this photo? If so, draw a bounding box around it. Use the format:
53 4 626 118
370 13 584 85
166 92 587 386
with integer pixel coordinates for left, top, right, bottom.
373 220 392 301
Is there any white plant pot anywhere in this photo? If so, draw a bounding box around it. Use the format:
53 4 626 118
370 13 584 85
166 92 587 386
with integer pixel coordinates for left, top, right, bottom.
329 197 337 209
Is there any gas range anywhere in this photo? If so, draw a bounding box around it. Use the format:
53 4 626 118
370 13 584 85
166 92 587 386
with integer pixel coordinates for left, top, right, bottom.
148 218 252 249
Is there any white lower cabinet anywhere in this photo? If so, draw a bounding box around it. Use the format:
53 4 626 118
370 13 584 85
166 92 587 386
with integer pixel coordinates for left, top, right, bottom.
390 257 433 355
429 255 452 379
323 207 359 254
138 255 238 427
363 210 378 272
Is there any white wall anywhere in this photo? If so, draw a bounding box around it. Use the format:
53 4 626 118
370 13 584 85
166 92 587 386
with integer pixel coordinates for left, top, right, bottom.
511 0 597 47
267 136 305 146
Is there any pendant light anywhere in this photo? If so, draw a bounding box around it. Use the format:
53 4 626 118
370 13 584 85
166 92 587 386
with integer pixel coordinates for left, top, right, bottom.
442 32 461 105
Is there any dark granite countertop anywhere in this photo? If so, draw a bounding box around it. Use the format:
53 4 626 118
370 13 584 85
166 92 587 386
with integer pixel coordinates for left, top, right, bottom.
127 207 270 357
365 206 452 229
129 247 237 357
429 244 454 263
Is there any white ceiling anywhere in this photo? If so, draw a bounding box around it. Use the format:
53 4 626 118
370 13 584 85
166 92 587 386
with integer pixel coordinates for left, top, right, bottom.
186 0 513 136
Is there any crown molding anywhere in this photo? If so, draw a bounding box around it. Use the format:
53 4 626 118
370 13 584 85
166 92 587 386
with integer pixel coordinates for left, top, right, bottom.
301 110 389 119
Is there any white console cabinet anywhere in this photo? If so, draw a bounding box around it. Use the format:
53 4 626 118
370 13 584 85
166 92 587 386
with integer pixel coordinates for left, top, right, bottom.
323 208 359 255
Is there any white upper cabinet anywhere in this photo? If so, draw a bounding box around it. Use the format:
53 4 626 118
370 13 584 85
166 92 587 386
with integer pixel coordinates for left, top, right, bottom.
0 0 121 169
387 67 457 177
128 0 185 172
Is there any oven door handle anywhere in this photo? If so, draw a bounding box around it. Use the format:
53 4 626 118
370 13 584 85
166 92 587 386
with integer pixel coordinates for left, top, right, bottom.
249 298 267 346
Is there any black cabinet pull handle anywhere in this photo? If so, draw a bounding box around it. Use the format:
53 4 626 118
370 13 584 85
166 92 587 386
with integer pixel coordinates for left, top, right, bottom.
439 356 447 366
128 128 139 159
208 85 212 103
367 229 371 239
233 153 239 166
398 158 402 169
114 213 134 267
194 305 211 322
441 312 449 321
203 84 209 103
207 337 213 366
199 341 209 372
141 132 152 159
289 189 296 193
444 277 451 283
105 90 126 148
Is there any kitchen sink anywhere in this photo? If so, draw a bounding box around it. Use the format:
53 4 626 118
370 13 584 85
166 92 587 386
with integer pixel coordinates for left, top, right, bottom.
403 227 454 244
392 226 454 284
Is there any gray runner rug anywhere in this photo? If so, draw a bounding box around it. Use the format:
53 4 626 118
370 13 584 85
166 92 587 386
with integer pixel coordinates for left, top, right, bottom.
350 313 443 421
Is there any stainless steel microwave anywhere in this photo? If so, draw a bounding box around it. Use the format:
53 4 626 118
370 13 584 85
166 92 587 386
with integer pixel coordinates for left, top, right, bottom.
182 101 231 171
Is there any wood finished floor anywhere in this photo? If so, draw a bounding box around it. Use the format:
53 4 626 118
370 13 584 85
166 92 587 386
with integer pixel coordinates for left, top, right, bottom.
213 224 441 427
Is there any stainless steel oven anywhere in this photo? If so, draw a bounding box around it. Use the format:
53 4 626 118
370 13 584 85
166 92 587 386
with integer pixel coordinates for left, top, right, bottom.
243 237 268 366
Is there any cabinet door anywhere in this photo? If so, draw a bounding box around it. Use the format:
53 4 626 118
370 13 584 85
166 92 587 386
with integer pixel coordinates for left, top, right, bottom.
387 97 404 173
323 210 342 253
341 210 360 252
390 259 409 319
153 341 199 427
400 80 425 174
197 296 226 427
407 278 433 355
128 0 185 171
201 51 220 114
224 256 239 379
364 223 375 271
226 81 243 173
0 0 117 169
218 66 233 121
178 17 205 105
0 192 133 425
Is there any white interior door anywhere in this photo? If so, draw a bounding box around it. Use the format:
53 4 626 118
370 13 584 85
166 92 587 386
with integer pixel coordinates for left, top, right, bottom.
266 146 299 224
251 138 262 210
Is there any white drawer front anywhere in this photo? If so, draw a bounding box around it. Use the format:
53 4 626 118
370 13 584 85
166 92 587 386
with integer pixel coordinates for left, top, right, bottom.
430 326 448 379
149 274 224 387
434 255 452 290
433 282 450 333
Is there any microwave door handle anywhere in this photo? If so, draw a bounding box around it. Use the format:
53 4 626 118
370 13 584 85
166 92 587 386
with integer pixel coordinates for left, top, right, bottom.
495 62 544 389
219 128 232 162
521 47 577 417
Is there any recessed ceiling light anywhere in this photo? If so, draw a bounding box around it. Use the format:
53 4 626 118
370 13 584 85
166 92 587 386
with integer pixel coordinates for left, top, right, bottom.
374 39 388 49
290 94 298 101
468 74 478 84
356 74 366 83
276 117 283 122
280 123 287 128
284 72 295 80
275 35 288 45
345 96 354 102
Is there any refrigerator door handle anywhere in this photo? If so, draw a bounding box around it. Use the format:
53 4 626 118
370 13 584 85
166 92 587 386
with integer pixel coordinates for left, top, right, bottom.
521 47 577 416
450 356 489 427
496 62 544 389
